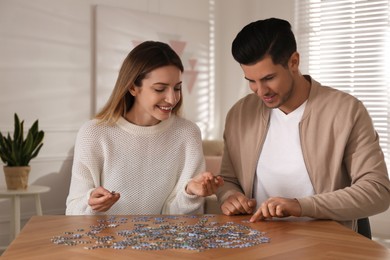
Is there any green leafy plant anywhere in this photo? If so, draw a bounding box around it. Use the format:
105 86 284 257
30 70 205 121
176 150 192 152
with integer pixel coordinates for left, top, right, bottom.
0 113 44 166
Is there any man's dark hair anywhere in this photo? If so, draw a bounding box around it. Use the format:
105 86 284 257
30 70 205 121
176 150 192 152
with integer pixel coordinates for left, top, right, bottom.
232 18 297 67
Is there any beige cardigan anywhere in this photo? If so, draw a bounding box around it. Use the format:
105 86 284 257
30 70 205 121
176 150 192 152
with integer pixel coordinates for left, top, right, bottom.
217 77 390 230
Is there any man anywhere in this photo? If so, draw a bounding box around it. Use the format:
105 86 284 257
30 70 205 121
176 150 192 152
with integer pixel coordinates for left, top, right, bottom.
216 18 390 231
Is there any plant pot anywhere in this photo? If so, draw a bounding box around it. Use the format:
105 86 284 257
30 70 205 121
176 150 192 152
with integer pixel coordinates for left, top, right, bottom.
3 166 30 190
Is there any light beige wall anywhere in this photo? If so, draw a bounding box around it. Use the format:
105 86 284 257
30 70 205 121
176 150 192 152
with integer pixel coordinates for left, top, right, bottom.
0 0 210 248
213 0 295 138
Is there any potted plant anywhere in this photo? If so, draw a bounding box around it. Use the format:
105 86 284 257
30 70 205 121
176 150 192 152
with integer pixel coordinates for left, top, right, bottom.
0 113 44 190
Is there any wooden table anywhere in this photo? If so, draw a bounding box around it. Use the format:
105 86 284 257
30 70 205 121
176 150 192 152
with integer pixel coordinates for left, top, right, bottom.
2 215 389 259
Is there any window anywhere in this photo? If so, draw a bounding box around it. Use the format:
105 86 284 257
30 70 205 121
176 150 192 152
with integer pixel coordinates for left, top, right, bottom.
295 0 390 163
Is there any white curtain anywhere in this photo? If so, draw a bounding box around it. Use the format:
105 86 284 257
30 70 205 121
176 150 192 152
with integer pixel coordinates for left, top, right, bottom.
295 0 390 163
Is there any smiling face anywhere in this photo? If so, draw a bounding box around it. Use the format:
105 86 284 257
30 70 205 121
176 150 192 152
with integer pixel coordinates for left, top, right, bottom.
126 65 182 126
242 53 304 114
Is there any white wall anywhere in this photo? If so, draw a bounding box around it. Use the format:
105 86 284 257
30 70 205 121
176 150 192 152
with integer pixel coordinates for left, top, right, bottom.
0 0 210 248
0 0 389 250
213 0 295 137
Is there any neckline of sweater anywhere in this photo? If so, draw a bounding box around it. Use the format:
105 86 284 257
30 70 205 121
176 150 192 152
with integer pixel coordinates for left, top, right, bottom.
116 115 175 135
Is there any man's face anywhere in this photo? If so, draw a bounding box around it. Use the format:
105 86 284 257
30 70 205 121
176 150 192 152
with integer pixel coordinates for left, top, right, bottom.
241 54 298 114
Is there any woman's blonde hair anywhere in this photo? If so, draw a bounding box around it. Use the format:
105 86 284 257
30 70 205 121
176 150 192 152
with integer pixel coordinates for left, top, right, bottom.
95 41 184 124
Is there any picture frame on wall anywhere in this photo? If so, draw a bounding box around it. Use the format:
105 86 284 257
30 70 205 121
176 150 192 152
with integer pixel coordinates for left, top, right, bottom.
93 5 212 136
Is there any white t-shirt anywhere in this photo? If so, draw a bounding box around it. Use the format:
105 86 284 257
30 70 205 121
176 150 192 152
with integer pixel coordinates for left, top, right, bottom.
254 101 315 208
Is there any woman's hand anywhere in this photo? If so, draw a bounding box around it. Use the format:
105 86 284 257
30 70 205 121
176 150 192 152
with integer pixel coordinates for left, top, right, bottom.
185 172 224 197
88 186 120 212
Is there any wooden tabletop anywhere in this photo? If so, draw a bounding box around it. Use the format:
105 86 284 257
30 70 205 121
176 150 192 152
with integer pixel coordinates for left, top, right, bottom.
2 215 389 260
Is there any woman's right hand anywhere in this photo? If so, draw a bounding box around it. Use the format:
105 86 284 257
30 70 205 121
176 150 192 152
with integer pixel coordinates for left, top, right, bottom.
185 172 224 197
88 186 120 212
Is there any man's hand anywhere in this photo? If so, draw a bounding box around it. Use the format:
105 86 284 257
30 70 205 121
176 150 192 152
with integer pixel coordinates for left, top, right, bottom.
88 186 120 212
221 191 257 215
250 197 302 222
186 172 224 197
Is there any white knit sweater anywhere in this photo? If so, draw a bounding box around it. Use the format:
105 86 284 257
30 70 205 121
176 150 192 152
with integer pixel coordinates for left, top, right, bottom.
66 115 205 215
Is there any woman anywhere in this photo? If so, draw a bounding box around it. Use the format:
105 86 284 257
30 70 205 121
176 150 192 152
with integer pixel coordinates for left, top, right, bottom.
66 41 223 215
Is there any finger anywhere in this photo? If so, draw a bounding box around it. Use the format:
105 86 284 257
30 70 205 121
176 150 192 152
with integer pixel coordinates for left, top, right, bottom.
230 199 248 214
89 193 113 206
246 199 257 214
204 182 214 195
259 202 272 219
223 197 246 215
108 193 120 203
205 178 213 194
250 208 264 222
201 172 213 181
90 189 105 199
226 193 253 214
114 193 120 200
204 171 214 178
91 187 111 199
216 176 224 187
267 201 277 217
91 204 106 212
261 204 272 219
208 176 220 194
221 203 235 215
95 204 111 212
201 182 210 196
248 199 257 208
238 198 255 214
93 195 119 212
208 178 218 194
106 195 120 209
275 205 285 217
89 199 107 209
90 199 111 211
